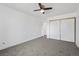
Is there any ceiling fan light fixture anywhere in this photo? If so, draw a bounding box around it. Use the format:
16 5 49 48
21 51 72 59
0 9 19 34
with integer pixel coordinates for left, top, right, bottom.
40 9 45 13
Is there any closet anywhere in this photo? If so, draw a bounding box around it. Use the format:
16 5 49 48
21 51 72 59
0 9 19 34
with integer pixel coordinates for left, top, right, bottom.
48 17 76 42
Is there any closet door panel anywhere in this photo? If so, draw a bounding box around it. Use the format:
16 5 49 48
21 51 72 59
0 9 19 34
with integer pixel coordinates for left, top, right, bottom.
61 19 74 42
49 20 60 40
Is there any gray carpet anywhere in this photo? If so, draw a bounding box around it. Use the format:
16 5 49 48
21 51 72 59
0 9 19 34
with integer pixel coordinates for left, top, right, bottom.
0 36 79 56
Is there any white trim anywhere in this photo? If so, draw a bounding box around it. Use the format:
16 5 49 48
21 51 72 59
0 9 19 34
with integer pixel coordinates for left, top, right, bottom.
48 13 76 21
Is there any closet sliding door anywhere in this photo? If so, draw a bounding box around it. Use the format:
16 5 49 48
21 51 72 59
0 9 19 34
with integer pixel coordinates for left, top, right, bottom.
61 18 75 42
49 20 60 40
48 18 75 42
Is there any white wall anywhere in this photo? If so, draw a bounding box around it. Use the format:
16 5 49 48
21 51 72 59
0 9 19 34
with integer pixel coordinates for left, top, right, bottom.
49 13 76 20
0 5 42 50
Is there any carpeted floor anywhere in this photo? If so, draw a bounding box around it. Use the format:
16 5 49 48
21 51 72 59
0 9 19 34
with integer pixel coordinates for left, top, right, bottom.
0 36 79 56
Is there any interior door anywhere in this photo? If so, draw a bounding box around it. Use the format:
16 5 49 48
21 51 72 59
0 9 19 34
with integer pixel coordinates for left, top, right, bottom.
49 20 60 40
61 18 75 42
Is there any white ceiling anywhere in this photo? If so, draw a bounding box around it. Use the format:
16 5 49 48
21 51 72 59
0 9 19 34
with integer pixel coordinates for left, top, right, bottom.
0 3 79 19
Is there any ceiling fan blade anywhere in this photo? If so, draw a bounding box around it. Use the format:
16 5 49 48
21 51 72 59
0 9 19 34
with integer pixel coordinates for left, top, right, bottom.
38 3 44 9
44 7 52 10
34 9 41 11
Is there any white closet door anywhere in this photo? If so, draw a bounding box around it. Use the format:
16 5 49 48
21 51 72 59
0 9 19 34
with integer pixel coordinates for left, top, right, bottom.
49 20 60 40
61 19 74 42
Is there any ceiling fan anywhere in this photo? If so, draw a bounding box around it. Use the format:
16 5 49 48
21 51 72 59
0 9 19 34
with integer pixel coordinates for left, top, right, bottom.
34 3 52 14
